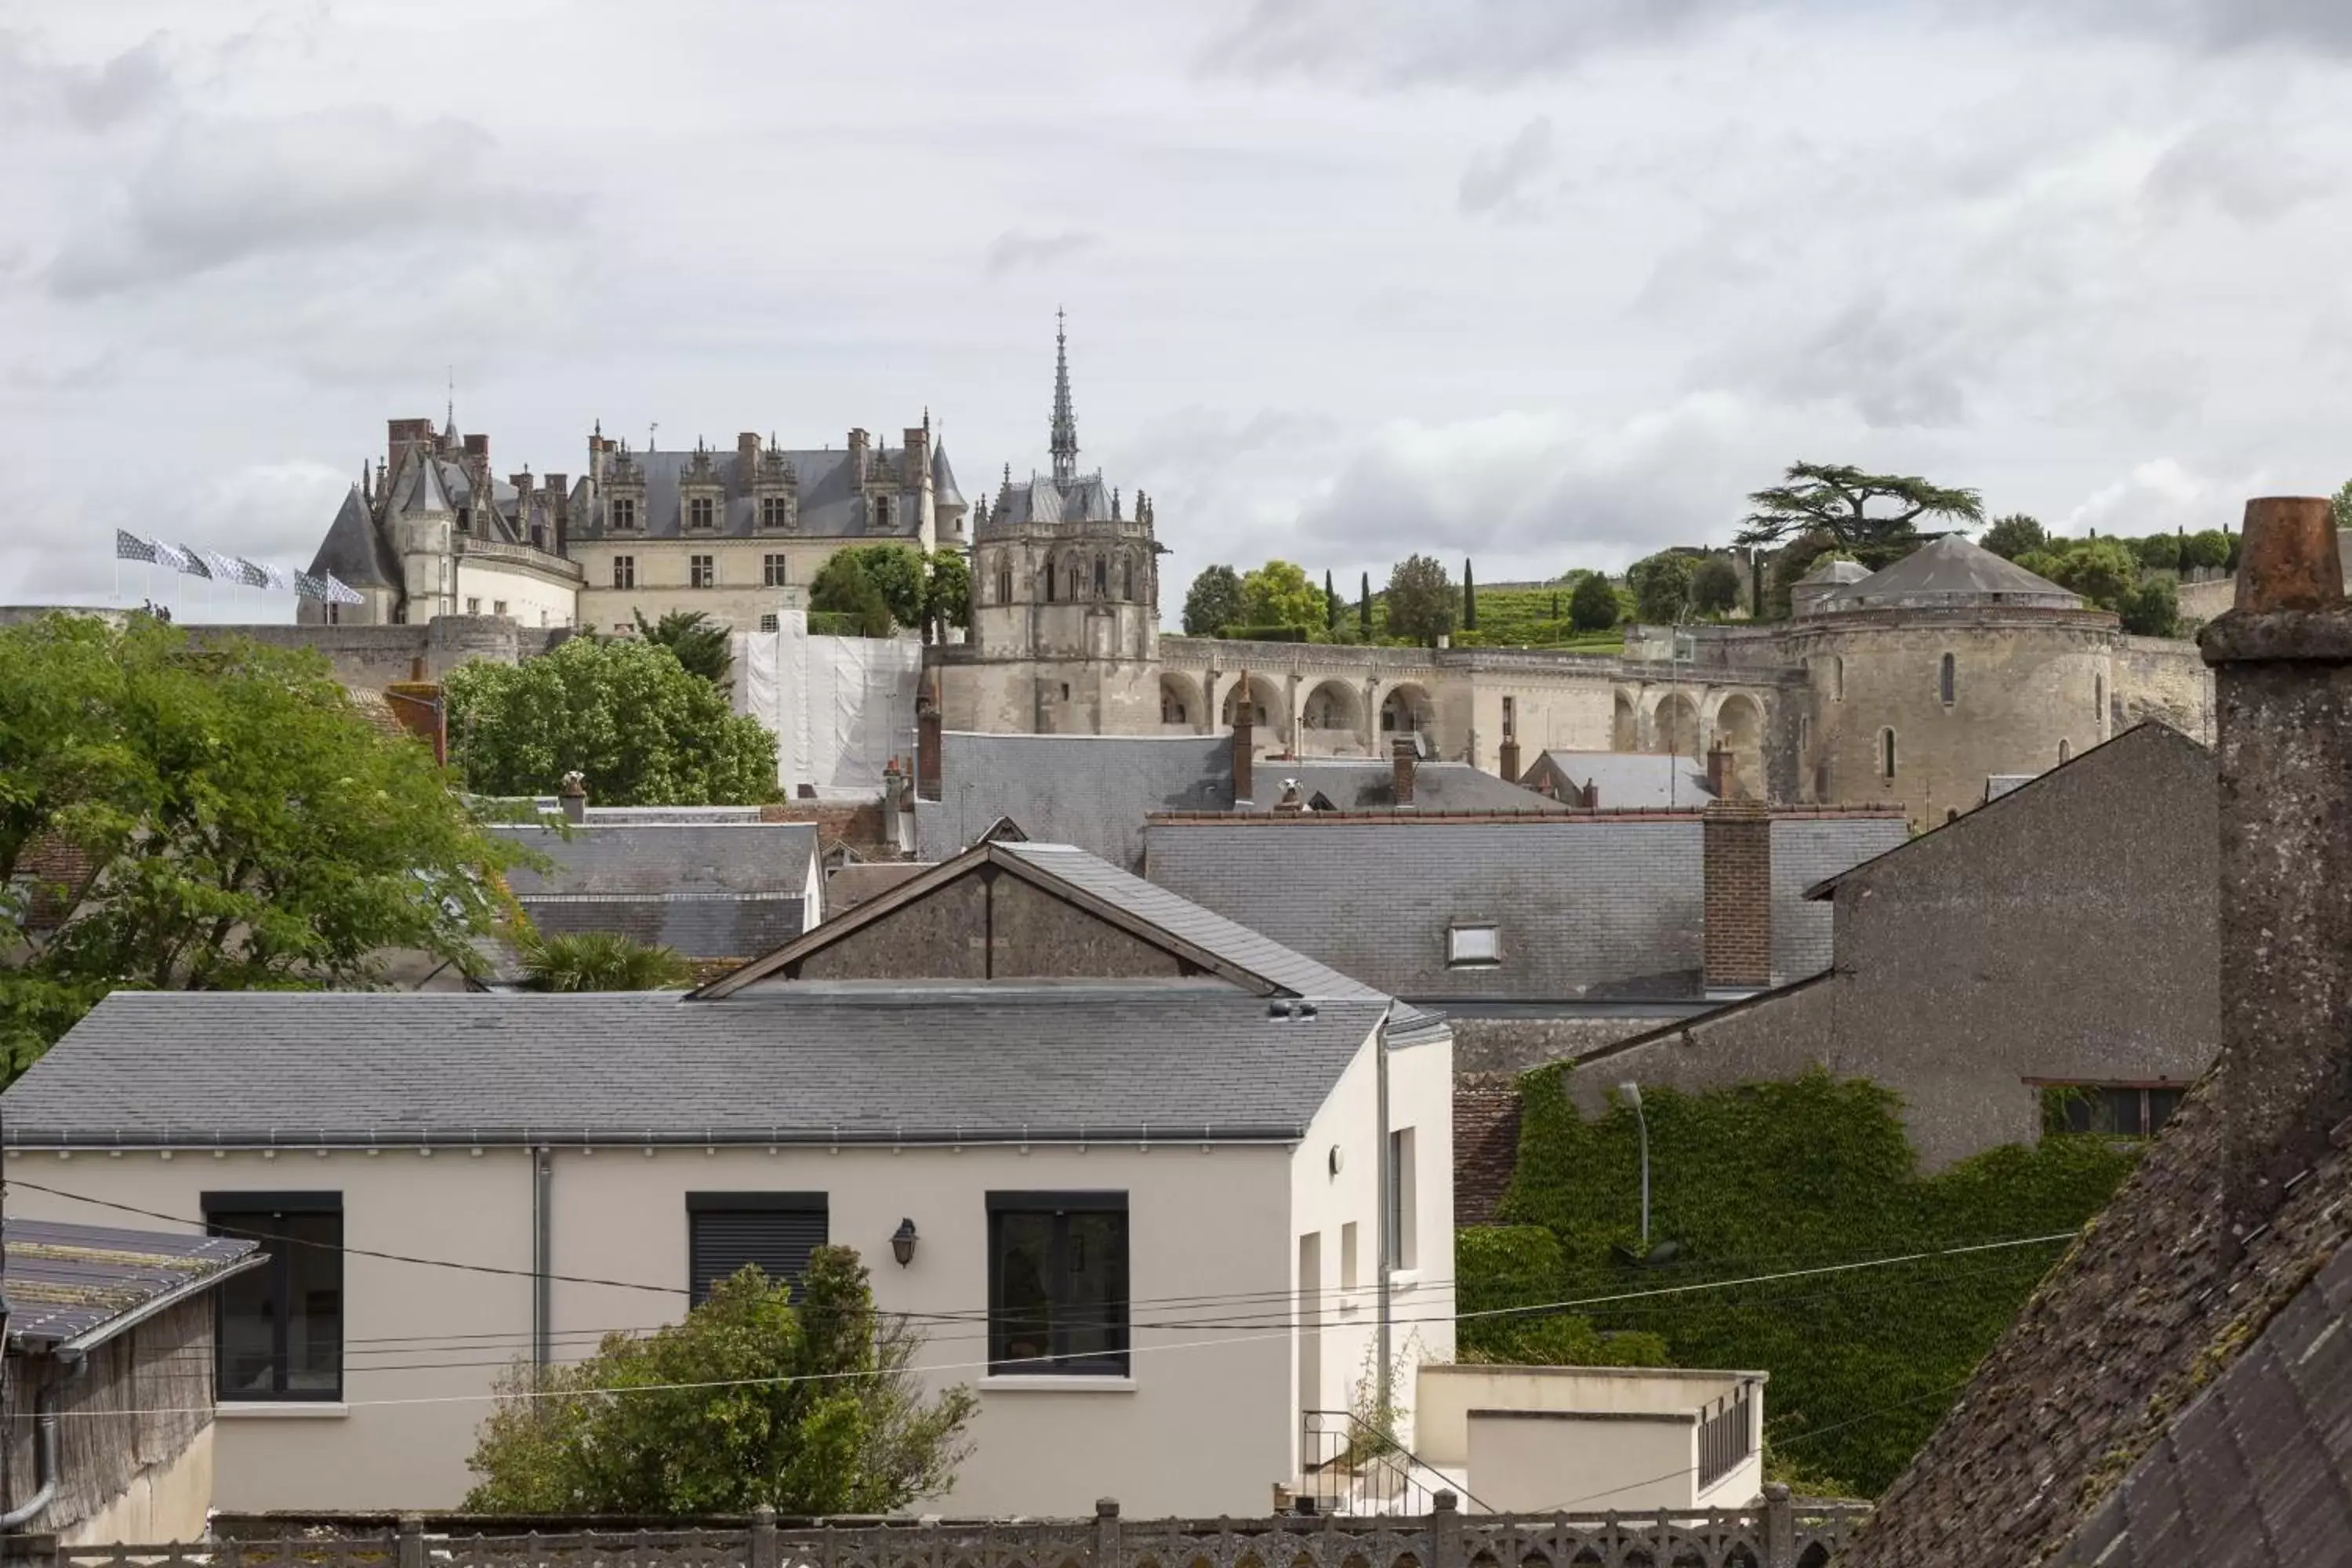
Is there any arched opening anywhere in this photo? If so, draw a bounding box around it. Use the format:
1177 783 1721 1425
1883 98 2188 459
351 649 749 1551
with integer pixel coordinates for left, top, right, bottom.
1159 673 1200 729
1714 694 1765 800
1612 690 1639 752
1379 683 1436 741
1221 673 1288 749
1044 554 1058 603
2094 673 2106 728
1300 680 1367 754
1653 693 1701 759
1939 652 1956 706
1879 728 1898 782
995 560 1014 605
1820 654 1844 702
1066 559 1083 601
1123 554 1135 601
1094 554 1107 597
2059 739 2072 764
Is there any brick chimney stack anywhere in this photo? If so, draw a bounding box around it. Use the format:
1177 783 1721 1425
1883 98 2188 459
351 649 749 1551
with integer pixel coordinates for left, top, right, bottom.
2201 495 2352 1250
1707 741 1736 800
848 428 871 485
916 702 942 803
1231 673 1255 807
1702 799 1773 994
1392 736 1417 808
1499 735 1522 786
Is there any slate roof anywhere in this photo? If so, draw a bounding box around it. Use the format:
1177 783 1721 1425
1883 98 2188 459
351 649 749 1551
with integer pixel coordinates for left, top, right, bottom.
2 1218 261 1352
1145 813 1909 1003
1824 533 2082 612
1277 760 1573 814
570 441 944 543
1527 750 1719 811
307 484 401 590
491 821 818 960
0 989 1383 1147
985 470 1117 529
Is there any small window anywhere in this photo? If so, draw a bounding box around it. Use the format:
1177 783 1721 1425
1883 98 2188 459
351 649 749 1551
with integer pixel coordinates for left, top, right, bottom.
492 600 508 617
465 596 481 615
1060 682 1071 701
1045 563 1057 603
759 612 780 633
612 555 635 590
1123 557 1135 601
2059 739 2072 763
688 495 716 531
1829 655 1844 702
1879 728 1897 782
1387 1130 1418 1270
691 554 715 589
1340 1221 1359 1293
2042 1085 2183 1138
456 507 470 535
206 1192 343 1401
988 1192 1129 1375
1094 556 1107 597
688 1193 828 1306
2094 675 2106 723
1939 652 1955 706
764 554 788 587
874 495 891 531
1502 695 1517 739
1447 923 1501 967
761 495 791 529
996 564 1014 605
610 496 637 531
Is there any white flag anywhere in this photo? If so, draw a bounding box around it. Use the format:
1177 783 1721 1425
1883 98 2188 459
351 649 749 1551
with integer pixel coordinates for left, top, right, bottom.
323 573 365 606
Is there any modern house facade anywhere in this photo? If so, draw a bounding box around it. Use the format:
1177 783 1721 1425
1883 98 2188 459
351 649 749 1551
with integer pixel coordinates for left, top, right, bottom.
1 842 1452 1520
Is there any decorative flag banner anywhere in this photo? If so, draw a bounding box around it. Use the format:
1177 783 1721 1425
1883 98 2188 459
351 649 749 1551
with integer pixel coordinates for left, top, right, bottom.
293 571 328 601
233 557 271 589
202 549 245 585
323 574 365 606
151 541 192 573
256 562 292 593
174 546 212 579
114 529 158 564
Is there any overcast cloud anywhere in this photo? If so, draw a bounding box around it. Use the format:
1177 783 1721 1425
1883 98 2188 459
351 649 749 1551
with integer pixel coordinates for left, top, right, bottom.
3 0 2350 622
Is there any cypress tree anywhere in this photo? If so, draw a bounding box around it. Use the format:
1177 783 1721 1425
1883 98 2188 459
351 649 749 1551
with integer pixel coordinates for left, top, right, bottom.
1324 568 1339 630
1359 572 1373 637
1463 559 1477 631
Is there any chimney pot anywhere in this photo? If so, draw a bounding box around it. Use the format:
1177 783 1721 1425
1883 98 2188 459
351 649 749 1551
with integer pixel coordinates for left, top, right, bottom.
558 771 588 826
1392 736 1417 808
2234 497 2343 613
1499 735 1522 786
1707 741 1736 800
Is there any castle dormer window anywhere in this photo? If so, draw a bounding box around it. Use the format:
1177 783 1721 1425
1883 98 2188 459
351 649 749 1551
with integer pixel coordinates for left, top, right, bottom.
688 496 716 531
874 495 892 531
456 507 471 534
760 495 793 530
610 497 638 532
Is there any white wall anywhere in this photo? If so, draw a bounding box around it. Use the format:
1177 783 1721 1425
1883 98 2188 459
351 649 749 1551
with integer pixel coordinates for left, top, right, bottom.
1465 1410 1695 1514
454 560 577 631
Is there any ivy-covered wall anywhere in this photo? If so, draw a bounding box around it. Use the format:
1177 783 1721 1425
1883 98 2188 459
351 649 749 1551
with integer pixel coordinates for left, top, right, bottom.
1457 1068 2140 1497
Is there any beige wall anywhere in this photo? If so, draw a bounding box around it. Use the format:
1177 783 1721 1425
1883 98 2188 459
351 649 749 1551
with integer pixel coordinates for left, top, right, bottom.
2 1025 1440 1519
61 1425 214 1546
574 537 877 635
454 559 577 631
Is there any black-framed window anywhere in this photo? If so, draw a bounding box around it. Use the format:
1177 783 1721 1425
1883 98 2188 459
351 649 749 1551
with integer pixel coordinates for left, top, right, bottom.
688 495 716 531
610 496 638 531
987 1192 1128 1376
2044 1085 2184 1138
204 1192 343 1402
690 554 715 589
687 1193 829 1305
764 554 788 587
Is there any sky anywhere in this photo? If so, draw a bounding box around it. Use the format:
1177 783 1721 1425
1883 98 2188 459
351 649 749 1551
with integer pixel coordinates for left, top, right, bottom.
5 0 2352 623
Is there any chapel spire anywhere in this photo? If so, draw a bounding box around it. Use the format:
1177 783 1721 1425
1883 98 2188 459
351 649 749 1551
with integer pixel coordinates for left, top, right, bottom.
1049 307 1078 486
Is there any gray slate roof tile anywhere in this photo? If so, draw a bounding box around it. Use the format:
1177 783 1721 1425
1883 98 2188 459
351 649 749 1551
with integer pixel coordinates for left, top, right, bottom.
3 1218 259 1350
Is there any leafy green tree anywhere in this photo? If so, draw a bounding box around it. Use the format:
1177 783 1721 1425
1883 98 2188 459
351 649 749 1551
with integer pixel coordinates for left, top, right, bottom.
2180 529 2232 572
808 553 895 638
1359 572 1373 637
1463 559 1478 631
1240 560 1326 631
1181 564 1245 636
1323 569 1340 631
849 546 926 629
632 608 731 687
1690 556 1742 615
2119 575 2182 637
513 929 692 992
2130 533 2181 572
1627 552 1697 623
1384 554 1457 645
1737 462 1984 562
1568 571 1620 632
2044 538 2140 611
922 550 971 642
1980 514 2048 561
466 1248 975 1514
448 636 781 808
2334 480 2352 533
0 614 525 1077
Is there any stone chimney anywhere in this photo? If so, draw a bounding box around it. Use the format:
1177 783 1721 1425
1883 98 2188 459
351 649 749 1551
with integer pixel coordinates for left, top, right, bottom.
1702 798 1773 994
848 427 871 485
1232 674 1255 807
737 431 762 478
558 771 588 826
1499 736 1522 786
2201 496 2352 1249
902 424 931 489
544 473 569 554
387 416 435 481
1707 742 1736 800
1392 736 1417 808
916 701 942 803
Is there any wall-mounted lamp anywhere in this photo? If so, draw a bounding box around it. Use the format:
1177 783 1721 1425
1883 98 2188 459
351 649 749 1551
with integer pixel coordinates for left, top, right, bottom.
891 1218 919 1267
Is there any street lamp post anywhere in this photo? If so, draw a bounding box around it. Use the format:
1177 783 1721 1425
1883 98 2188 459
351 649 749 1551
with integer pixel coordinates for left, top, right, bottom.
1620 1082 1650 1252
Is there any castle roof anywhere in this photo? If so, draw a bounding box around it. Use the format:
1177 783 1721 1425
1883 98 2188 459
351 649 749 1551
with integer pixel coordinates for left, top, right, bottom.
572 441 935 543
988 470 1117 529
394 448 455 517
1798 557 1872 586
306 483 400 590
1826 533 2080 612
932 443 964 510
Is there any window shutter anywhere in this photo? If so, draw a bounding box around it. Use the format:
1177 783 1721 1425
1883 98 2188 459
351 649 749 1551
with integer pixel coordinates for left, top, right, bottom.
690 1203 829 1305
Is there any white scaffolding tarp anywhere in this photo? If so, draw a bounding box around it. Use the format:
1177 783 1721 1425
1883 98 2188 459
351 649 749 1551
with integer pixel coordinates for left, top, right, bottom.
734 616 922 799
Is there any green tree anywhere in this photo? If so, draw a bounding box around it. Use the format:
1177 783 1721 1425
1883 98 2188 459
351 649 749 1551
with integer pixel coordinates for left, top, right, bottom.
808 553 895 637
922 550 972 642
465 1249 975 1514
849 546 926 630
447 636 781 808
1359 572 1373 637
1568 571 1620 632
513 929 693 992
632 608 731 687
1627 552 1697 624
2131 533 2182 572
1690 556 1742 616
1980 514 2048 561
2044 538 2140 610
1323 569 1340 632
2334 480 2352 533
2119 575 2182 637
2180 529 2231 572
1240 560 1326 631
1737 462 1984 561
1384 554 1457 645
1463 559 1478 632
1181 564 1245 636
0 615 525 1077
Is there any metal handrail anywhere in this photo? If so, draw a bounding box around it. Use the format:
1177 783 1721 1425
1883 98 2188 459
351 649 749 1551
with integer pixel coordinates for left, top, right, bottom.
1298 1409 1491 1516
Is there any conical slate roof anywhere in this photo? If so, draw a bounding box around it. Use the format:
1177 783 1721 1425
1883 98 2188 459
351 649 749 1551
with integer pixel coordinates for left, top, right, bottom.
305 485 400 590
1827 534 2080 612
393 450 454 517
933 443 964 510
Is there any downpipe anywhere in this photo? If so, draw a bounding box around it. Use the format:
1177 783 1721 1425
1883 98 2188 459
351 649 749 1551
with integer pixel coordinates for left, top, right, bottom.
1 1349 88 1531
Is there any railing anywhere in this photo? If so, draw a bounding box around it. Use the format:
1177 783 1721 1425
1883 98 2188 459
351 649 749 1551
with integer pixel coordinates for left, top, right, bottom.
43 1491 1874 1568
1298 1408 1473 1517
1697 1384 1756 1491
